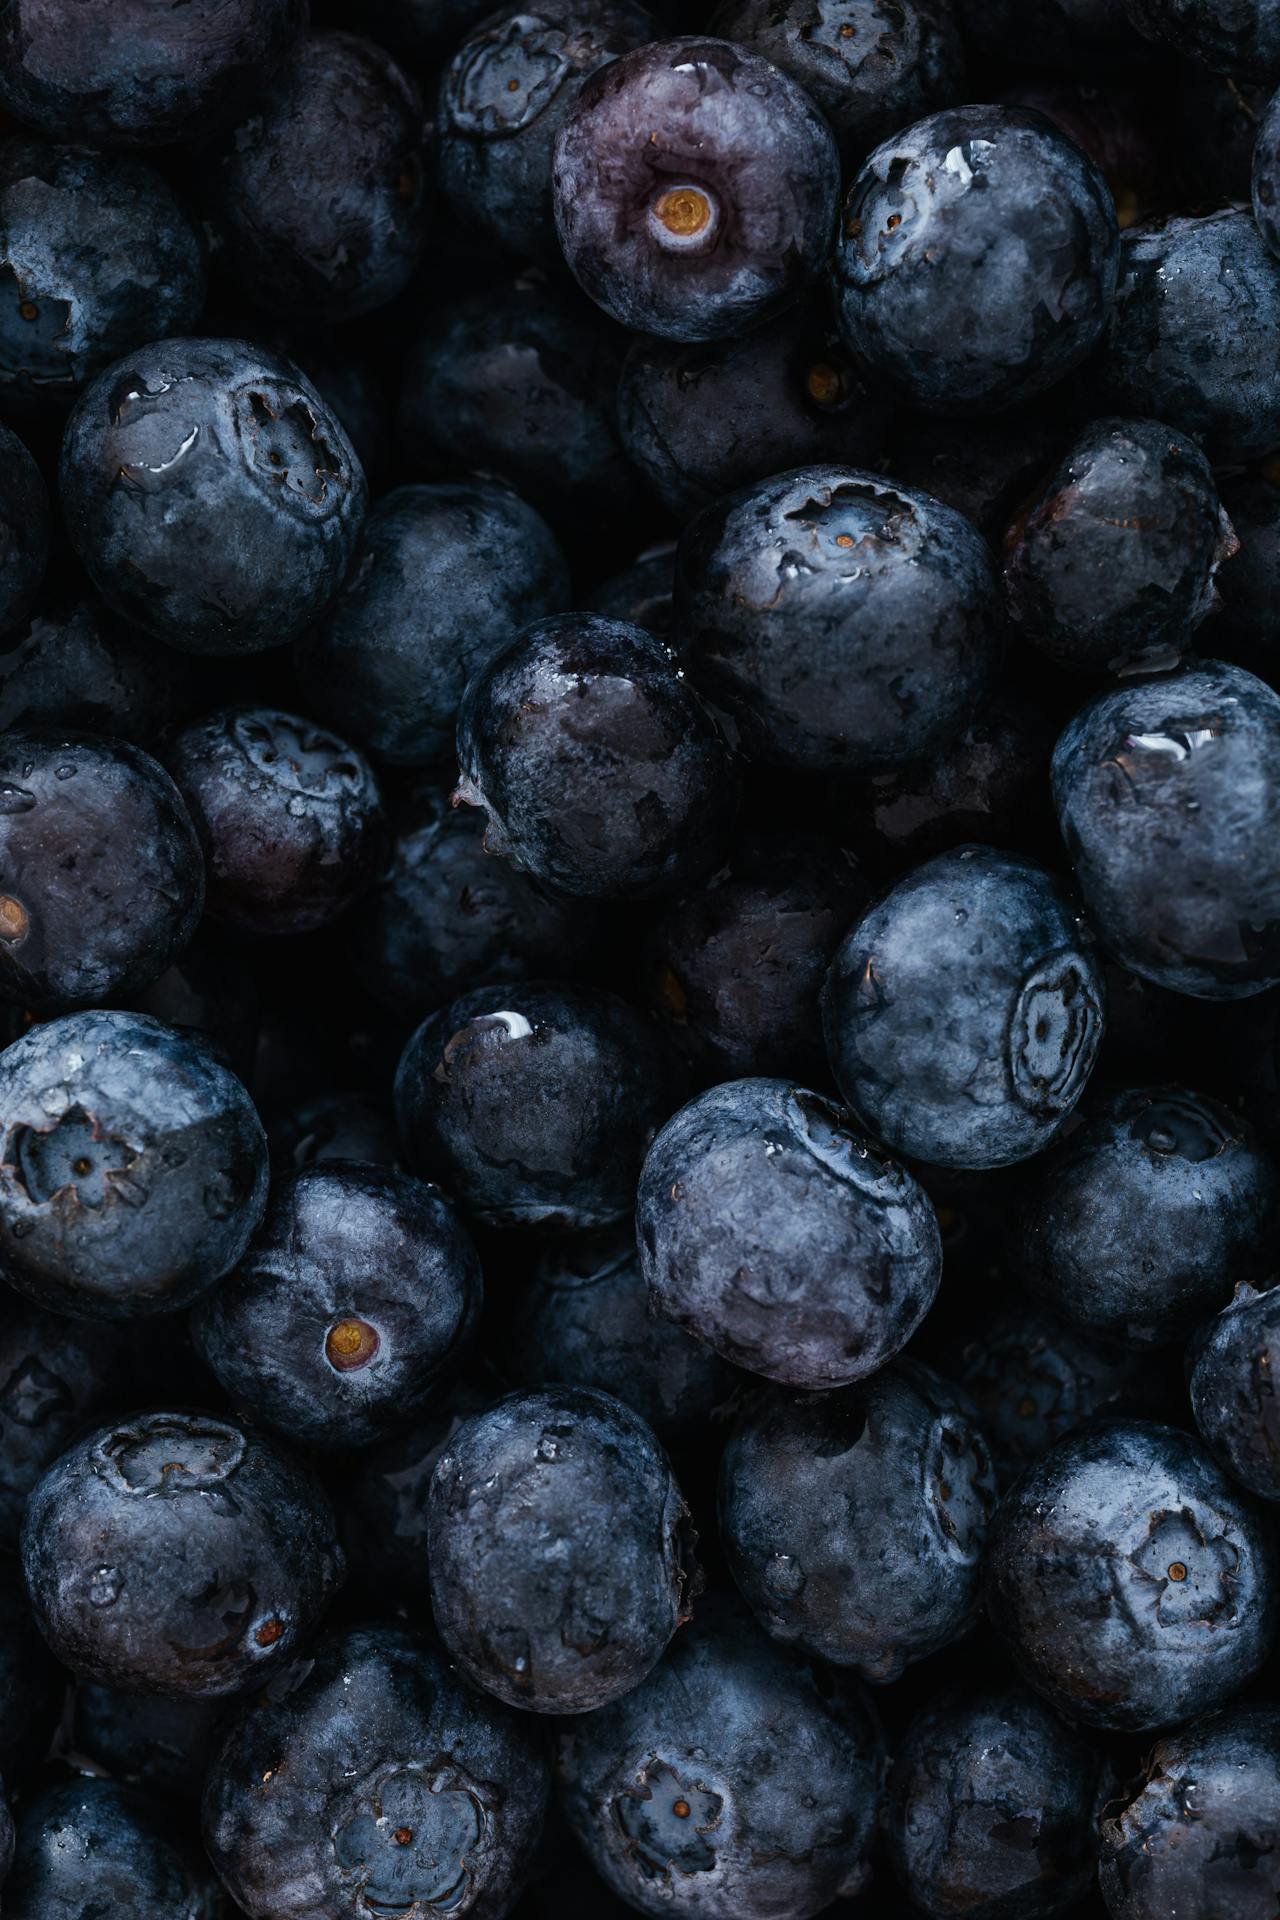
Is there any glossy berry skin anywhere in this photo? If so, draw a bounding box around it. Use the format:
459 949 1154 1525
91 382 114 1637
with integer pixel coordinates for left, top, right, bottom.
887 1690 1105 1920
553 37 841 342
71 1685 222 1804
193 1162 481 1451
395 980 686 1230
1018 1087 1279 1343
163 707 386 937
984 1421 1276 1731
834 107 1119 414
0 141 205 411
1052 660 1280 999
455 614 738 902
427 1386 695 1713
0 0 305 148
0 730 203 1012
1100 1707 1280 1917
3 1778 221 1920
637 1077 942 1389
295 480 569 767
720 1363 997 1683
1121 0 1280 80
1003 417 1238 675
556 1594 883 1918
1189 1283 1280 1501
676 467 1002 775
21 1408 343 1698
0 425 48 640
824 847 1105 1171
60 337 367 657
203 1625 549 1920
0 593 192 743
209 32 430 321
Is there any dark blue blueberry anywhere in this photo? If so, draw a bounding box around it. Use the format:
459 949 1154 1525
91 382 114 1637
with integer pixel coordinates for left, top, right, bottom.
21 1407 343 1697
295 479 570 767
202 1624 549 1920
0 1552 62 1780
589 547 675 636
984 1421 1277 1731
823 847 1105 1170
71 1684 224 1803
1189 1282 1280 1502
1003 417 1238 675
0 139 205 411
720 1362 997 1683
1099 1706 1280 1917
0 592 193 743
637 1077 942 1388
1121 0 1280 79
881 402 1068 545
1051 660 1280 998
552 37 841 341
162 707 386 937
1096 210 1280 466
266 1090 399 1172
1002 81 1167 230
555 1594 884 1917
0 730 203 1011
193 1162 481 1450
0 423 48 640
675 466 1002 775
396 980 687 1230
455 613 738 902
3 1778 221 1920
887 1689 1106 1920
59 336 367 657
1018 1086 1279 1343
834 107 1119 414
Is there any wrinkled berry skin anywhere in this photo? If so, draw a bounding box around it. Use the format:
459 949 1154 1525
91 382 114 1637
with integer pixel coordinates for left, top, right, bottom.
1003 417 1238 675
60 337 367 657
1052 660 1280 999
4 1778 221 1920
553 37 841 342
1255 85 1280 262
0 594 191 743
834 107 1119 413
1190 1282 1280 1501
0 0 306 147
1018 1087 1279 1343
21 1408 343 1698
1100 1705 1280 1917
887 1690 1105 1920
428 1385 695 1713
556 1594 883 1918
456 614 738 902
984 1421 1276 1731
501 1225 738 1442
209 32 430 321
396 981 686 1230
823 847 1105 1171
0 425 48 640
676 467 1002 775
637 1077 942 1388
203 1624 549 1920
296 480 570 767
0 730 203 1011
72 1685 222 1804
1097 210 1280 465
1122 0 1280 80
0 141 205 411
163 707 386 937
720 1363 997 1683
193 1162 481 1450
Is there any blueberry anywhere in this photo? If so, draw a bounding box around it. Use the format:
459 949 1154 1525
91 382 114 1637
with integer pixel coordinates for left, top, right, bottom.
1003 417 1238 675
675 467 1002 774
202 1624 549 1920
455 613 738 901
1121 0 1280 80
887 1689 1106 1920
1189 1282 1280 1501
637 1077 942 1389
1051 660 1280 999
71 1685 223 1803
984 1421 1277 1731
59 336 367 657
295 479 570 767
834 107 1119 413
0 592 193 743
556 1593 884 1917
0 423 49 640
162 706 386 937
823 846 1105 1170
720 1362 997 1683
552 37 841 341
1003 81 1166 230
1215 469 1280 676
881 402 1068 545
21 1407 342 1697
395 980 686 1230
0 730 203 1011
3 1778 221 1920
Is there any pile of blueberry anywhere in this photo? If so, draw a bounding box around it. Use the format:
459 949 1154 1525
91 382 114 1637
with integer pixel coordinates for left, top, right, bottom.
4 0 1280 1916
